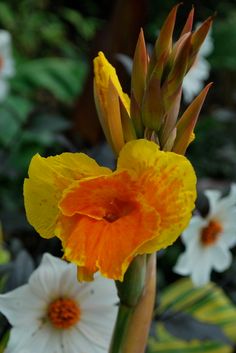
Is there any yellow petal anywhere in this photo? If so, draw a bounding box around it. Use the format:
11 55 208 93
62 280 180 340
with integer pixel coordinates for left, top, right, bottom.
24 152 111 238
118 139 197 252
94 51 130 114
94 52 130 153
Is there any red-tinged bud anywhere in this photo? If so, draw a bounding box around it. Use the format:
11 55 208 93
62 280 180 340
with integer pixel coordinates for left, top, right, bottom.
162 34 191 111
147 3 181 80
180 7 194 36
142 65 165 131
160 87 182 148
130 91 144 138
131 29 148 105
188 16 213 70
162 128 177 151
172 83 212 155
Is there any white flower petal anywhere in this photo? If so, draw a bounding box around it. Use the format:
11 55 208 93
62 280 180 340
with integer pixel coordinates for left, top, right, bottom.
6 320 66 353
0 285 45 326
211 245 232 272
191 250 212 286
78 275 118 307
219 229 236 248
174 240 203 276
62 327 102 353
173 253 192 275
4 325 41 353
29 253 77 301
181 216 205 245
79 303 117 346
204 189 222 217
0 254 118 353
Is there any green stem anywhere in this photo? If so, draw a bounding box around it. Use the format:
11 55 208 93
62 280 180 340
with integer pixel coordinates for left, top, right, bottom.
109 304 134 353
109 254 157 353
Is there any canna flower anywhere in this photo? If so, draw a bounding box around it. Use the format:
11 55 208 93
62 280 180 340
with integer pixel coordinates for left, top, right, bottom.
0 253 118 353
174 184 236 286
24 139 196 281
93 6 213 155
0 30 14 101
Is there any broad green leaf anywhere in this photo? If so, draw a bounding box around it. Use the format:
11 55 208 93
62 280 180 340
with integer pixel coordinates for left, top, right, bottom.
12 58 88 103
159 278 236 342
148 324 232 353
148 278 236 352
0 107 20 146
4 95 33 123
0 331 9 353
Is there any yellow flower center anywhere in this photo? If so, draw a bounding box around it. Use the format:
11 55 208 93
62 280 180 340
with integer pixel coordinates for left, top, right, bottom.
201 220 222 246
47 298 80 329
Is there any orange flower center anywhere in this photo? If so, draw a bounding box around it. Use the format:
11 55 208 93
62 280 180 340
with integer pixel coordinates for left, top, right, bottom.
201 220 223 246
47 298 80 329
103 198 135 223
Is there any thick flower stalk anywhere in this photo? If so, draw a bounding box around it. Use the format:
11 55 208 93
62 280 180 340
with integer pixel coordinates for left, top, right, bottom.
93 5 213 156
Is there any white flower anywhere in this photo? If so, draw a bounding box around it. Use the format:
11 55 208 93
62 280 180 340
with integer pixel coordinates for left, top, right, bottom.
0 253 118 353
0 30 15 101
183 25 213 103
174 184 236 287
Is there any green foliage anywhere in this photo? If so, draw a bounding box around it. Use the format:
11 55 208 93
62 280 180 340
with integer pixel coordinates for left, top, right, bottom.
0 1 102 58
12 57 88 103
210 13 236 70
148 279 236 353
0 331 9 353
188 115 236 179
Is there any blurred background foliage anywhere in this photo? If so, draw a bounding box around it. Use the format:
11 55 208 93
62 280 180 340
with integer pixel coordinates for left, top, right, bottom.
0 0 236 351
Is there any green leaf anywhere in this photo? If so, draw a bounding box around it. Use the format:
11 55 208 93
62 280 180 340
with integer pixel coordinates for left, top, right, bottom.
12 58 88 103
0 331 9 353
0 107 20 146
159 279 236 342
209 13 236 70
4 95 33 123
60 8 101 40
149 325 232 353
148 279 236 353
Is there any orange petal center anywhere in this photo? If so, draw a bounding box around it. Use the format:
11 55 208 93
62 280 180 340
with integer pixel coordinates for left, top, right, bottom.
103 198 136 223
47 298 80 329
201 220 223 246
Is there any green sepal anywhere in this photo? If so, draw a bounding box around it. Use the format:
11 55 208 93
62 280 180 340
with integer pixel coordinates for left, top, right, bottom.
116 255 147 308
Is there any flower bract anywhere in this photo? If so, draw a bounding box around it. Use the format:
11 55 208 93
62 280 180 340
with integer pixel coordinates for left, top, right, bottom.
174 184 236 286
24 139 196 281
0 253 118 353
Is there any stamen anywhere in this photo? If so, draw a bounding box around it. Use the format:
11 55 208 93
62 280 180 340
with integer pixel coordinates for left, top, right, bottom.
103 198 135 223
201 220 223 246
47 298 80 329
